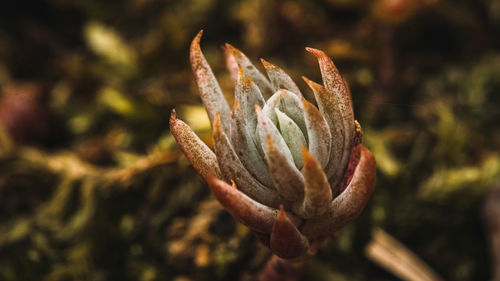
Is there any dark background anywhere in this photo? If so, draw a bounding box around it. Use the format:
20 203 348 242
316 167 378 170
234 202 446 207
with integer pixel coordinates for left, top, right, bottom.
0 0 499 280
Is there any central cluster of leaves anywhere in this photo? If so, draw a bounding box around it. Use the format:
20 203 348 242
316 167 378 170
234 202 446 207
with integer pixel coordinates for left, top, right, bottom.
211 41 358 220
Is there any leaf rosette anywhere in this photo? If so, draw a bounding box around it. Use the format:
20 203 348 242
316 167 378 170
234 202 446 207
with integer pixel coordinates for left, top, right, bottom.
170 31 376 259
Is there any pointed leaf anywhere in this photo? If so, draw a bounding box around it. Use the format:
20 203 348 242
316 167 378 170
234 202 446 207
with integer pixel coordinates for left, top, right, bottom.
261 58 302 97
302 77 343 187
233 72 266 158
222 44 239 84
305 48 353 123
302 98 331 168
225 43 274 98
235 72 266 120
293 147 332 218
301 146 376 239
270 206 310 259
190 31 231 135
305 48 355 190
169 110 222 180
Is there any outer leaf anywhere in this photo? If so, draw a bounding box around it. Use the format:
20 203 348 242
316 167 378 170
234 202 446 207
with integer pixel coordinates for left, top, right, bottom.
338 120 363 193
190 30 231 135
207 175 277 233
169 110 221 180
222 44 239 84
261 58 302 97
270 206 310 259
301 145 376 239
305 48 354 127
302 98 331 168
213 114 280 207
305 48 355 190
225 43 274 98
302 77 343 187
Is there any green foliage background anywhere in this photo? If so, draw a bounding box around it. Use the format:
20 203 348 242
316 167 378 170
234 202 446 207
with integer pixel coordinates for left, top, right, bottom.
0 0 499 280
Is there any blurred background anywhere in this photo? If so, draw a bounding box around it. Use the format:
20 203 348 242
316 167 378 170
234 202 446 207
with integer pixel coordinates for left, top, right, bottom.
1 0 499 280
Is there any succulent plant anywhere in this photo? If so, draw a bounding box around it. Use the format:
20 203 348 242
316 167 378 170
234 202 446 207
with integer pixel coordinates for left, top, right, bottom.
170 31 376 259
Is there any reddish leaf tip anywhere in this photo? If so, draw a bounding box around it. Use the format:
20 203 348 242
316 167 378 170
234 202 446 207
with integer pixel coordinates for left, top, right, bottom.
224 43 243 58
266 134 275 149
260 58 271 67
301 76 322 90
237 64 245 78
277 205 287 220
305 47 324 58
301 75 311 83
301 96 307 105
244 76 253 88
191 30 203 49
270 204 310 258
301 145 314 164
